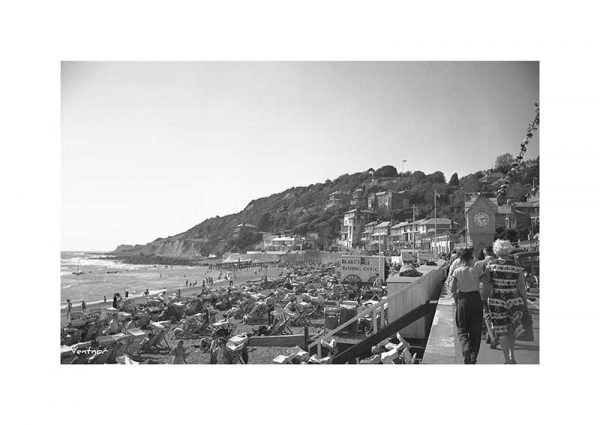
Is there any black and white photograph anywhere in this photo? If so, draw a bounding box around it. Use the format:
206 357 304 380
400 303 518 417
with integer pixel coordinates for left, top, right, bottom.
61 61 539 365
4 1 600 424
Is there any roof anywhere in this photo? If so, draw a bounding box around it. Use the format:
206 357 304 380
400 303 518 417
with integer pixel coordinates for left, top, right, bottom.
420 218 452 225
270 237 296 242
513 201 539 208
391 221 409 229
375 191 389 196
365 221 378 227
374 221 391 228
235 223 257 228
464 194 499 214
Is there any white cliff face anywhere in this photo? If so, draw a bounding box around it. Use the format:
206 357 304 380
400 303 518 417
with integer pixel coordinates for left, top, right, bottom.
138 238 202 258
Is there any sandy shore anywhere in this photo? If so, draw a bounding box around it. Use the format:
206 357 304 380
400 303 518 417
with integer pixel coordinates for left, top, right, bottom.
61 264 290 324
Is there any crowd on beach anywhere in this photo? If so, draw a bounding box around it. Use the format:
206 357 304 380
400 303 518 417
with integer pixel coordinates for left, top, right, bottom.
61 258 417 364
61 248 536 365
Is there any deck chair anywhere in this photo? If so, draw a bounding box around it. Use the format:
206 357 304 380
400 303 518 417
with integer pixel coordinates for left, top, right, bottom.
125 328 147 356
269 315 293 335
243 302 268 324
176 314 210 339
110 333 133 361
140 322 171 352
290 302 314 326
147 329 170 352
381 347 400 364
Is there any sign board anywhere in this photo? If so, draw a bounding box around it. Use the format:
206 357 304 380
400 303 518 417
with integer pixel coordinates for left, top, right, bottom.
399 250 433 264
399 250 415 264
417 250 433 261
340 255 381 285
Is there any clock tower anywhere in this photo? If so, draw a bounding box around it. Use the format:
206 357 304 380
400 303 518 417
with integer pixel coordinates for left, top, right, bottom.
465 195 497 256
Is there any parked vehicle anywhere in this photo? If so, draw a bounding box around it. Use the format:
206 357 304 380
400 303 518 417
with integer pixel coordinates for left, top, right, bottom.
514 251 539 295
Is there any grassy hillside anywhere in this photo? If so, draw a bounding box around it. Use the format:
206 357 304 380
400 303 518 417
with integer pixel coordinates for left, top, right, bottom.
114 157 539 258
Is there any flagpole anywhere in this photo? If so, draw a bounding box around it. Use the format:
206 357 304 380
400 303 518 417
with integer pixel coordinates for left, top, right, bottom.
412 204 416 257
434 189 437 259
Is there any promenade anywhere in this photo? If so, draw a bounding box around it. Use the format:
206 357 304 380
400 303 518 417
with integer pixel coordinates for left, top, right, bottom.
474 297 539 364
423 292 540 364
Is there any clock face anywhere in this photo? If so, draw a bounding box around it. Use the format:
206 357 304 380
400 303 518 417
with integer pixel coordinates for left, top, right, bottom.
473 212 490 227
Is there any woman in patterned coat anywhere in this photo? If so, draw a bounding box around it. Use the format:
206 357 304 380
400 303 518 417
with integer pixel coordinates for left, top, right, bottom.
486 239 529 364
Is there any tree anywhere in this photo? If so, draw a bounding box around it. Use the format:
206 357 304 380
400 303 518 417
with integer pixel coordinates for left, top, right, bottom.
495 153 514 174
412 171 426 182
449 172 459 187
374 165 398 178
257 212 272 231
427 171 446 184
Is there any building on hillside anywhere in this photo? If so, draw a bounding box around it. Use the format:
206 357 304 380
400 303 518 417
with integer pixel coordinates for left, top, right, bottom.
370 221 392 252
233 223 259 238
512 185 539 232
264 236 303 252
350 187 366 207
367 190 410 211
415 218 453 235
360 221 379 248
397 219 426 248
325 191 351 209
367 192 377 209
304 232 320 250
338 208 375 249
430 232 466 255
389 221 410 251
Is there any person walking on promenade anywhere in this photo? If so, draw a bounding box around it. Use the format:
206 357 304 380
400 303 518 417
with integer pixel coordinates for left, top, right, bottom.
475 246 498 347
448 248 485 364
104 295 107 303
486 239 529 364
66 299 72 320
446 249 463 282
113 294 118 309
81 300 87 313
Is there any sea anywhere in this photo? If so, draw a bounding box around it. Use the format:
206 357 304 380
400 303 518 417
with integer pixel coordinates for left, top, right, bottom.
61 251 214 308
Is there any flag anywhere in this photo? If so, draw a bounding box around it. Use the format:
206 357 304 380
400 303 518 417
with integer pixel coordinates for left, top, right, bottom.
434 190 441 199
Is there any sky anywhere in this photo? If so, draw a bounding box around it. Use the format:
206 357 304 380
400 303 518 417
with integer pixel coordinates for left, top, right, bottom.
61 61 539 251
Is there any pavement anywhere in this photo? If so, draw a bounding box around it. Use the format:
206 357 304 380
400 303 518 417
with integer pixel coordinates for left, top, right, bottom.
469 297 539 364
423 294 539 364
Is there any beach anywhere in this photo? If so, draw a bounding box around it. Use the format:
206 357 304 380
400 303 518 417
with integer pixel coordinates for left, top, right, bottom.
61 259 293 324
60 260 333 365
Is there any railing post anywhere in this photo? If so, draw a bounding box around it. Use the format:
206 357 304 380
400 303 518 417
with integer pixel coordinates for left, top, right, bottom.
372 309 378 334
